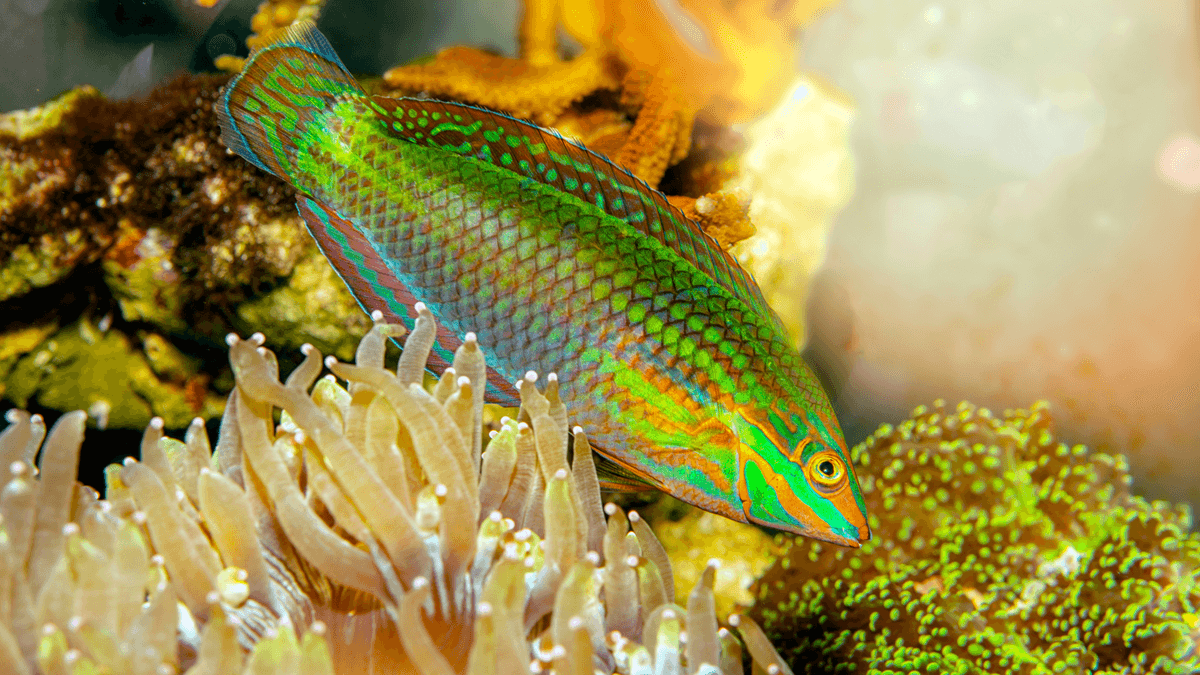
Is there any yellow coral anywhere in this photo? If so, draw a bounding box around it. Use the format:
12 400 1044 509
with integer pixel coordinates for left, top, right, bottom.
731 75 856 342
216 0 325 72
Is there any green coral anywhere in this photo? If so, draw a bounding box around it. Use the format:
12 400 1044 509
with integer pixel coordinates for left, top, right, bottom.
751 400 1199 675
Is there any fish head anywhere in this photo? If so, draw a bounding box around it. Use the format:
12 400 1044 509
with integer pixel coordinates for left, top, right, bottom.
733 407 870 547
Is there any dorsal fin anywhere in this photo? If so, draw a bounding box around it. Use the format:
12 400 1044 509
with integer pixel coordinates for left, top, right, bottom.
359 96 783 331
218 21 363 181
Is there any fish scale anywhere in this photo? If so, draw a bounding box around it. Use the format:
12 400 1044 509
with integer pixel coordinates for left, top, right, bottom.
346 150 595 387
344 138 757 494
217 21 871 546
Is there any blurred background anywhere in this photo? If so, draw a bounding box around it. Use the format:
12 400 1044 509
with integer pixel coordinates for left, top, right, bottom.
0 0 521 111
800 0 1200 514
2 0 1199 516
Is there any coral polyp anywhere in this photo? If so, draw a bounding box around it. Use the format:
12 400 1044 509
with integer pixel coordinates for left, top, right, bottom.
751 400 1200 674
0 310 789 674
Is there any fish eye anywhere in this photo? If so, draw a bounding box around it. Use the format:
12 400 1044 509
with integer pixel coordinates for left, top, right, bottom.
807 452 845 491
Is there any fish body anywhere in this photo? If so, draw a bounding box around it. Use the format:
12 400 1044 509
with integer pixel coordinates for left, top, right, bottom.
217 23 869 546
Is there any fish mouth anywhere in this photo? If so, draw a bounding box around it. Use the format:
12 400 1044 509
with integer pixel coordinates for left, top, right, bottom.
744 509 869 547
795 522 871 548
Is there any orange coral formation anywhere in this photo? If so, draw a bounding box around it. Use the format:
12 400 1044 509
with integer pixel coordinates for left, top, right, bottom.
380 0 835 183
667 188 755 249
614 67 696 187
380 0 707 186
562 0 838 124
549 107 632 159
382 48 620 127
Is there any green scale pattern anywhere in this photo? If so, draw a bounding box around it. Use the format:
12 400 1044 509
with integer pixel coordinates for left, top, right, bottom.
295 97 831 512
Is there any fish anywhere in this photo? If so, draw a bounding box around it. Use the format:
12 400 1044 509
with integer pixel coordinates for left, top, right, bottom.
216 21 870 546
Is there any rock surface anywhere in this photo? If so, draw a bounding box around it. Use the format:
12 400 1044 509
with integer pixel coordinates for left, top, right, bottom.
0 75 369 431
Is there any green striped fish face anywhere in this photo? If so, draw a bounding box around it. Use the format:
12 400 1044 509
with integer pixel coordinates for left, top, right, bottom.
731 402 870 546
592 328 869 546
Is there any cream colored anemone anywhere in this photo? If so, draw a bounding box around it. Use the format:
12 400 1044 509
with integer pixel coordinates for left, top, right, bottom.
0 307 791 675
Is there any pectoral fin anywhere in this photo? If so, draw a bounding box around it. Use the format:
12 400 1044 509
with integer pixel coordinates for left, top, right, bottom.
592 452 658 492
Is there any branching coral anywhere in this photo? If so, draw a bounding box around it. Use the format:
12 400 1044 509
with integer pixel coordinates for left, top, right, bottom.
382 47 622 129
559 0 839 125
750 400 1200 674
380 0 695 187
0 309 791 674
612 67 696 189
379 0 618 123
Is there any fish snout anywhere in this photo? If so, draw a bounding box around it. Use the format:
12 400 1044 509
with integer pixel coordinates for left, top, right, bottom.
782 503 870 548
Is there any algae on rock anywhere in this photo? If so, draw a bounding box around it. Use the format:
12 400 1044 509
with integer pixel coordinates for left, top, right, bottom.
235 250 370 364
0 229 90 302
0 74 367 430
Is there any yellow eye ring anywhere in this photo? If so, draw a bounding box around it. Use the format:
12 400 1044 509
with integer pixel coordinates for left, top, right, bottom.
808 452 845 490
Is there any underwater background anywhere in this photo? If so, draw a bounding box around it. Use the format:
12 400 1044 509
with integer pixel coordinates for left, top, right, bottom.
2 0 1199 673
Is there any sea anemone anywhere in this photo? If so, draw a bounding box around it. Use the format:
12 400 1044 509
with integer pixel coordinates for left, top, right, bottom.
0 307 789 674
